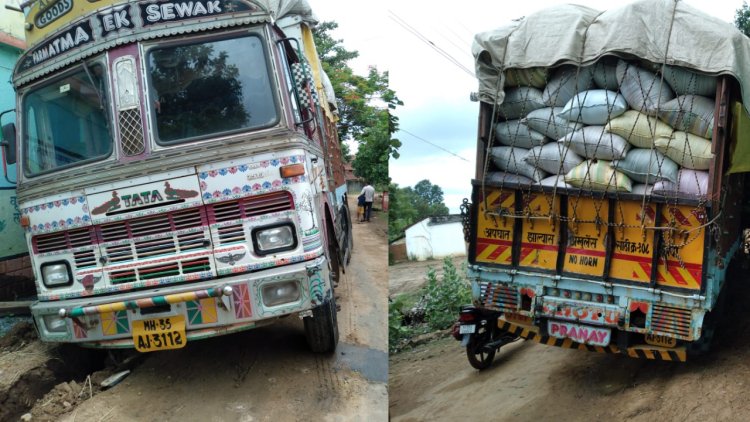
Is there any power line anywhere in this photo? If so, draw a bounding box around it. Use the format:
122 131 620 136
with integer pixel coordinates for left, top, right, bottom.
387 10 475 78
398 128 470 162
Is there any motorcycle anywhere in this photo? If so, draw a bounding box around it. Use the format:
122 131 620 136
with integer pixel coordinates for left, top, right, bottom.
452 306 520 370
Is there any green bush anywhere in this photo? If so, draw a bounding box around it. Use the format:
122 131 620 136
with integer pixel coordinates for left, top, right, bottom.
424 258 471 331
388 295 428 353
388 258 471 353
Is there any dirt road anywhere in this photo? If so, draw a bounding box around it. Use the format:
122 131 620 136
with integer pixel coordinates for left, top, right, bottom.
1 200 388 421
389 258 750 421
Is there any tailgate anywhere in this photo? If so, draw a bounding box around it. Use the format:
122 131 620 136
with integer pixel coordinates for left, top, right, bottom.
470 184 708 292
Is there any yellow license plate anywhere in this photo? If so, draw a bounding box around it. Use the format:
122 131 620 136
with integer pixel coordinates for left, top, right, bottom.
644 333 677 348
132 315 186 352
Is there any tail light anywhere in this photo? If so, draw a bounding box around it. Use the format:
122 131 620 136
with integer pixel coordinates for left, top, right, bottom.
459 312 476 323
451 323 462 340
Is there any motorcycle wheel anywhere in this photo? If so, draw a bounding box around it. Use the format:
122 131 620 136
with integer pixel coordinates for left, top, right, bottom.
466 331 496 370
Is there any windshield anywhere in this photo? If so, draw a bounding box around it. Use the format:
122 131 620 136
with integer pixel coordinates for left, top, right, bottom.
22 63 112 176
148 34 278 143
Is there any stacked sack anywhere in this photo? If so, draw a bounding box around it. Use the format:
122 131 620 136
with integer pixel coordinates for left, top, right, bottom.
488 59 716 198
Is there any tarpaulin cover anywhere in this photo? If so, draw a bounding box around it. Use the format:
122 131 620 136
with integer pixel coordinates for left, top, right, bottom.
472 0 750 116
472 0 750 173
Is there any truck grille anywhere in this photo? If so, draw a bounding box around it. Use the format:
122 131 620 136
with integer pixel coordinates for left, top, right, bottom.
32 190 295 286
208 191 294 222
651 304 692 339
34 228 98 268
208 191 294 245
101 208 207 263
108 257 211 284
479 282 519 311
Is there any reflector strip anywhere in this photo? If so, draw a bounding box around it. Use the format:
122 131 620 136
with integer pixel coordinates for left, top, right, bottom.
63 285 229 318
497 320 687 362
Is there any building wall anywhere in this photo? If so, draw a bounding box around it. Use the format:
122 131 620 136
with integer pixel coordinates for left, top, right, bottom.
0 6 25 39
389 239 407 264
0 12 33 290
405 219 466 261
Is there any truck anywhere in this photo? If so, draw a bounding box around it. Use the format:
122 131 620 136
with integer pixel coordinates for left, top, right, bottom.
1 0 353 353
458 0 750 365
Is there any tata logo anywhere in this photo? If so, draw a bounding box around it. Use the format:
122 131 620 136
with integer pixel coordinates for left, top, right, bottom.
35 0 73 28
121 190 164 208
92 182 199 215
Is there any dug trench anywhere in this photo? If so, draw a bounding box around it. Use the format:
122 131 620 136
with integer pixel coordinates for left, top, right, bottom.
0 322 140 421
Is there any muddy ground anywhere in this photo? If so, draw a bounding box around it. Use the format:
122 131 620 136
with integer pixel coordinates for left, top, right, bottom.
389 258 750 421
0 196 388 421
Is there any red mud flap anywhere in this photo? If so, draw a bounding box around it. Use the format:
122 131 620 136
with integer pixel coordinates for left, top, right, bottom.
497 320 687 362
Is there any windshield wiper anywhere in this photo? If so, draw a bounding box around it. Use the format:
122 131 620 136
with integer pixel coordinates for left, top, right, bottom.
82 60 112 132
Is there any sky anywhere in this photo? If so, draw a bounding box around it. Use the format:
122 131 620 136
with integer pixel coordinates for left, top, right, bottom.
309 0 740 213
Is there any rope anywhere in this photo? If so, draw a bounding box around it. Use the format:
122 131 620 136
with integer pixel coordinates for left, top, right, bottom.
478 0 723 273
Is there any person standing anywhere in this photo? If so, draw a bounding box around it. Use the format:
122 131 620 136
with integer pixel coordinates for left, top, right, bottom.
357 193 366 222
360 182 375 222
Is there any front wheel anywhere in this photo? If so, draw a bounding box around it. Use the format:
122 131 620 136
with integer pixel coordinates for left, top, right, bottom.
304 295 339 353
466 330 496 370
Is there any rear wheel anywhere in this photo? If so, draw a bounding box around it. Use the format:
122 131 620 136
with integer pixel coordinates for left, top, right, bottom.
687 278 728 357
466 329 496 370
304 294 339 353
327 221 341 289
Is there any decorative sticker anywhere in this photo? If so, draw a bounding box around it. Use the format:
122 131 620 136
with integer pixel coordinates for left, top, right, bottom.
187 297 218 325
232 283 252 319
73 318 88 339
90 179 200 216
101 310 130 336
23 194 90 234
198 154 306 203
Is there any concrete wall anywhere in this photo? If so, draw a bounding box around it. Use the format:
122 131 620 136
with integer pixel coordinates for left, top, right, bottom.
347 180 364 195
0 6 25 40
389 239 407 263
0 12 32 296
405 219 466 261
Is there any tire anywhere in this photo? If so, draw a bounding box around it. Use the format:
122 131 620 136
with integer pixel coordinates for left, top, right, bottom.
340 204 353 265
327 225 341 289
304 294 339 353
466 330 496 370
687 278 728 357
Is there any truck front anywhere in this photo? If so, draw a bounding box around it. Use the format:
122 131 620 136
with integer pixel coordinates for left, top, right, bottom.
11 0 343 353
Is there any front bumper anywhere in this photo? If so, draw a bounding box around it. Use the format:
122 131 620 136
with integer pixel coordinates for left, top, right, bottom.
31 256 329 347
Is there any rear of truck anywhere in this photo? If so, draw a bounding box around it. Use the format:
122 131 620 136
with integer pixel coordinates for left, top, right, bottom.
465 1 750 361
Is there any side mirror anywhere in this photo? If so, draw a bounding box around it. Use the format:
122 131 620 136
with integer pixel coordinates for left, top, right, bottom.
1 122 16 165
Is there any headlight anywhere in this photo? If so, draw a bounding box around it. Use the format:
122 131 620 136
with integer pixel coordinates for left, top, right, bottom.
41 262 72 287
252 224 296 255
261 281 301 307
42 314 68 333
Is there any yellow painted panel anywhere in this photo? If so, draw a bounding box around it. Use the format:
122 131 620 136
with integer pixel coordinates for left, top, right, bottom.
609 201 657 283
656 205 705 290
475 189 515 266
563 197 608 276
519 192 559 271
26 0 125 48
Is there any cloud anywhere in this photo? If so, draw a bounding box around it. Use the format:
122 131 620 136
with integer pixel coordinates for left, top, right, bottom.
389 146 476 212
312 0 738 210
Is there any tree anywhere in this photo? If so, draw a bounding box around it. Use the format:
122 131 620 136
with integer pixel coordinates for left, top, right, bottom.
413 180 446 210
388 180 449 242
388 183 418 242
313 22 402 186
736 2 750 37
